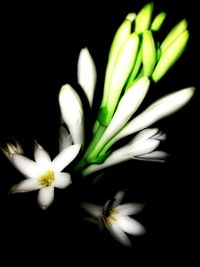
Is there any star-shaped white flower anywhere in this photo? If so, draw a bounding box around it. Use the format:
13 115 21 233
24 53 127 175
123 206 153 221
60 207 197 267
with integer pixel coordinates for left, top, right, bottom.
81 191 145 246
10 142 80 209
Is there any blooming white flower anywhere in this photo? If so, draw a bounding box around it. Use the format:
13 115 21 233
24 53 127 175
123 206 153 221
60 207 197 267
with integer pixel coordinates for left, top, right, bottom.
59 84 84 145
83 128 168 176
10 142 81 209
77 47 97 107
81 191 145 246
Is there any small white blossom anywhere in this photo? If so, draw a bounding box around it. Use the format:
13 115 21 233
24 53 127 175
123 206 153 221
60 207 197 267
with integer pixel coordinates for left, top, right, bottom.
10 142 80 209
82 191 145 246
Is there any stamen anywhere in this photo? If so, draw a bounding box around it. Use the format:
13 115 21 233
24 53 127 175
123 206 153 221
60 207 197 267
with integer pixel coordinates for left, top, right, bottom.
38 170 55 187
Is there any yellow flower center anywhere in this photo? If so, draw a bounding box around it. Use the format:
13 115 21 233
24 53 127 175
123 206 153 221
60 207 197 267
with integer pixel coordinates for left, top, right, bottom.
38 170 55 187
101 209 119 228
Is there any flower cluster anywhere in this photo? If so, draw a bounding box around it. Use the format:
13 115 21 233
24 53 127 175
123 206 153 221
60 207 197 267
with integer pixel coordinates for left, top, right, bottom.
2 2 195 246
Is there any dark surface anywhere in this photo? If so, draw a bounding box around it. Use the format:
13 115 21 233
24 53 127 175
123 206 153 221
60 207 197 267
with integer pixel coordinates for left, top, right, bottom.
0 0 199 265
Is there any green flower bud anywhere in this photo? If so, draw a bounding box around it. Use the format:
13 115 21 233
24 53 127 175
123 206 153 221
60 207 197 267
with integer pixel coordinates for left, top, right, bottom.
161 19 188 53
135 2 154 34
151 12 166 31
152 30 189 83
142 30 156 76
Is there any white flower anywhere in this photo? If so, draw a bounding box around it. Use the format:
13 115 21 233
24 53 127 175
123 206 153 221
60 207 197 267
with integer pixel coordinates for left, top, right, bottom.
10 142 81 209
83 128 168 176
58 126 73 152
59 84 84 145
81 191 145 246
77 47 97 107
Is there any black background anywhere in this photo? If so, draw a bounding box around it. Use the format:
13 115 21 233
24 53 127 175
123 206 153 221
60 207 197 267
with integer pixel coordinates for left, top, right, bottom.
0 0 199 265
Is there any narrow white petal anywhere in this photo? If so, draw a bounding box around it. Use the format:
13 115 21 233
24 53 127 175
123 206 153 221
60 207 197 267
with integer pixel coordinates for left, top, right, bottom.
59 84 84 145
12 154 40 179
53 172 71 189
37 187 54 209
117 216 146 235
34 142 51 171
113 191 125 207
130 128 159 144
81 203 103 218
108 223 131 246
52 144 81 172
77 48 97 107
58 126 73 152
128 139 160 156
113 87 195 144
10 179 39 193
135 151 169 162
116 203 144 215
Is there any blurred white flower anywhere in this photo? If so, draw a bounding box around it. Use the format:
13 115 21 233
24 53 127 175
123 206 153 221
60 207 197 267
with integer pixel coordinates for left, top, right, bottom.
59 84 84 145
83 128 168 176
77 47 97 107
10 142 80 209
2 140 23 161
58 126 73 152
81 191 145 246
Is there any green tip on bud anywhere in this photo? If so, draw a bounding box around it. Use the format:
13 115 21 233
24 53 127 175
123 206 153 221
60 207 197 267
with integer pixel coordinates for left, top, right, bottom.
152 30 189 83
151 12 167 31
161 19 188 53
142 30 156 76
135 2 154 34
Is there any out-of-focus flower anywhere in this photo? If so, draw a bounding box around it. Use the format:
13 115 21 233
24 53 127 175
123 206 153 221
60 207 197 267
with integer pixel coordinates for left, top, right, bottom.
2 140 23 161
77 47 97 107
83 128 167 176
59 84 84 145
58 126 73 152
81 191 145 246
10 142 80 209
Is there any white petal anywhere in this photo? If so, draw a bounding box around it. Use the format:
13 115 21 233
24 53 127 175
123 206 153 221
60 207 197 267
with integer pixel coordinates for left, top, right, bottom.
12 154 40 179
116 203 144 215
77 47 97 107
113 191 125 207
81 203 103 218
37 187 54 209
34 142 51 171
58 126 72 152
93 77 150 154
10 179 39 193
112 87 195 144
52 144 80 172
117 216 146 235
108 223 131 246
59 84 84 145
54 172 71 189
128 139 160 156
136 151 169 162
130 128 159 144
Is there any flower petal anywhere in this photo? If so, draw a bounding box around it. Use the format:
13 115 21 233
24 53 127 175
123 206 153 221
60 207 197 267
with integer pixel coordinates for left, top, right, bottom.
135 151 169 162
37 187 54 209
54 172 71 189
110 87 195 147
116 203 144 215
10 179 39 193
117 216 146 235
77 48 97 107
128 139 160 156
34 142 51 171
113 191 125 208
12 154 40 179
81 203 103 218
108 223 131 246
58 126 72 152
52 144 81 172
59 84 84 145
